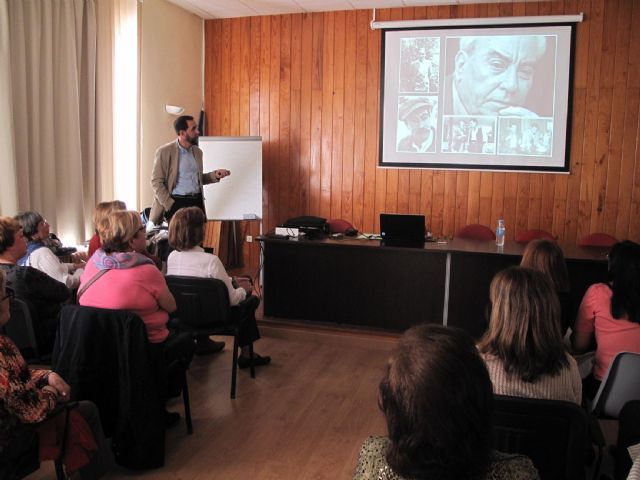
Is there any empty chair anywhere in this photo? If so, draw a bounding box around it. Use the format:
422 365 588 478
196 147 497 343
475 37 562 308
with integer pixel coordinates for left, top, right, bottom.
578 233 618 247
515 229 555 243
166 275 258 399
456 224 496 241
587 352 640 419
492 395 588 480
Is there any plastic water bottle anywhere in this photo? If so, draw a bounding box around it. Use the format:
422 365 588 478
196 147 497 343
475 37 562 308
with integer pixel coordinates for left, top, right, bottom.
496 219 505 247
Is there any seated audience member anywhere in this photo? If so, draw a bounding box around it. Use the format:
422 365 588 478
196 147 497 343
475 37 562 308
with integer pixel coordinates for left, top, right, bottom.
87 200 126 258
0 216 70 355
89 201 162 269
166 207 270 365
353 324 538 480
572 240 640 399
0 270 112 479
478 267 581 404
78 210 194 426
520 238 573 335
15 211 84 289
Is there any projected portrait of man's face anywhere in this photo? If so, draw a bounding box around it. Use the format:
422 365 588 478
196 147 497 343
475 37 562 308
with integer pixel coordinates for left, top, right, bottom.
453 36 546 117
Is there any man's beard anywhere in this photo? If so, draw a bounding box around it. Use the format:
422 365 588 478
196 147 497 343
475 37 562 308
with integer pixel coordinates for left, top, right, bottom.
187 134 199 146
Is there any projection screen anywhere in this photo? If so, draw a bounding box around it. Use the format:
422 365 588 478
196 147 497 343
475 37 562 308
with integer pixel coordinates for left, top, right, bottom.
380 23 576 172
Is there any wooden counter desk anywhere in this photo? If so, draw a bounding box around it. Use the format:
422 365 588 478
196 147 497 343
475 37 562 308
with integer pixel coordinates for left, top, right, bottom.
258 235 608 337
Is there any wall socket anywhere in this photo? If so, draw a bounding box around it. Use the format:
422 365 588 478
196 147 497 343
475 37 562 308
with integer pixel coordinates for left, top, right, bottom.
246 235 253 243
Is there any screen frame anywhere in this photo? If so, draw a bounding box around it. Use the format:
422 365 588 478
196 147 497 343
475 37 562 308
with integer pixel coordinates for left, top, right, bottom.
378 21 577 173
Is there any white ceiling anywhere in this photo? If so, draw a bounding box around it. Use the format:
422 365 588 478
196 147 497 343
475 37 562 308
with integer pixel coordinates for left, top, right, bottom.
166 0 511 20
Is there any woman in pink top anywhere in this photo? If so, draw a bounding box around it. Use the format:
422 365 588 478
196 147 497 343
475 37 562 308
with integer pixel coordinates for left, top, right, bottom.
79 210 194 427
572 241 640 399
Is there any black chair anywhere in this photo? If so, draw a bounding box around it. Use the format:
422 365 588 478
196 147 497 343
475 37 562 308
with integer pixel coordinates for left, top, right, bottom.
166 275 256 399
492 395 588 480
52 305 193 469
1 298 42 363
0 403 78 480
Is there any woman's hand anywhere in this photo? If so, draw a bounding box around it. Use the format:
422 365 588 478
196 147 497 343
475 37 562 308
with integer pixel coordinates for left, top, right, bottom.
47 372 71 402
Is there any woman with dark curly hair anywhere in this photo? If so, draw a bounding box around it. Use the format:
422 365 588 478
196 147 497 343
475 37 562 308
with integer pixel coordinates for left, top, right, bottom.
353 324 538 480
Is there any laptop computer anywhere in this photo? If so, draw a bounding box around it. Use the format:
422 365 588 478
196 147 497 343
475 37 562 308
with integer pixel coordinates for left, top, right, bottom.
380 213 426 248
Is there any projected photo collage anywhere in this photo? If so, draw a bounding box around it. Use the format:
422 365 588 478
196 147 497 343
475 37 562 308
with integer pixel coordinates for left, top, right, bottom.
396 35 555 158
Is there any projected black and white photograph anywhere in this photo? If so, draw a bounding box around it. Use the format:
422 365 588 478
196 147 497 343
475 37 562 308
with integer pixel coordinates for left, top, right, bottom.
380 24 572 172
442 116 496 154
443 35 556 118
397 96 438 153
399 37 440 93
497 117 553 156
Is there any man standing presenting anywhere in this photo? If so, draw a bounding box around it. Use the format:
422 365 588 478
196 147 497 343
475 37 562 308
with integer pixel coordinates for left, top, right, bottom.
150 115 230 225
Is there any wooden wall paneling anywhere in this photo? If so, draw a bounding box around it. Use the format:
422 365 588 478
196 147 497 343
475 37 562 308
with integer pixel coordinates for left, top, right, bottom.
365 9 381 232
259 16 271 235
577 0 604 241
351 10 368 231
229 21 241 135
527 174 543 231
490 172 505 231
454 171 469 233
320 12 335 221
289 14 302 223
604 0 633 237
330 10 346 221
204 0 640 269
239 18 251 137
299 13 313 218
269 17 281 228
341 11 357 223
515 173 531 238
466 171 481 226
309 13 323 217
478 172 493 228
221 20 232 134
278 15 292 223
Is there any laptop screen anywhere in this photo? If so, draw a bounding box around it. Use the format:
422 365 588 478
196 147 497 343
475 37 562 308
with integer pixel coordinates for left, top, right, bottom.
380 214 426 247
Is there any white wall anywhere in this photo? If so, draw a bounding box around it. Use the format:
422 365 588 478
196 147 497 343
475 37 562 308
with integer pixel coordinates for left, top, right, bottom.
139 0 203 210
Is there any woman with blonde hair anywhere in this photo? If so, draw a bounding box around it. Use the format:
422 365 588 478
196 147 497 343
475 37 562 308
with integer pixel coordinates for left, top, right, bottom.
87 200 127 258
79 210 194 427
478 266 581 404
520 238 573 334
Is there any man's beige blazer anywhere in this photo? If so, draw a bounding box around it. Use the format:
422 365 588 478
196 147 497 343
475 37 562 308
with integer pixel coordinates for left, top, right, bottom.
149 140 217 224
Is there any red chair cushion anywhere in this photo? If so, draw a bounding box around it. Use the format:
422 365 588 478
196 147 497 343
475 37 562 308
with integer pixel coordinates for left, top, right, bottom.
578 233 618 247
515 229 555 243
456 224 496 241
328 219 355 234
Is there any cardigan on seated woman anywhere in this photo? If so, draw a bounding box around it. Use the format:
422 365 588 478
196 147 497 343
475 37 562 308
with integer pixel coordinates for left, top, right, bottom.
353 436 539 480
481 352 582 404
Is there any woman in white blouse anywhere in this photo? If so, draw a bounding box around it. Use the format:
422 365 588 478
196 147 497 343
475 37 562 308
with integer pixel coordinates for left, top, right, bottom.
15 211 84 290
166 207 270 367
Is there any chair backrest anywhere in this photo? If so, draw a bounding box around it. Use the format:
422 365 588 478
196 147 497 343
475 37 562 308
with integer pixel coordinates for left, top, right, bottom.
578 233 618 247
589 352 640 419
492 395 588 480
515 229 555 243
456 224 496 241
328 218 355 234
2 298 41 362
52 305 165 470
165 275 231 330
